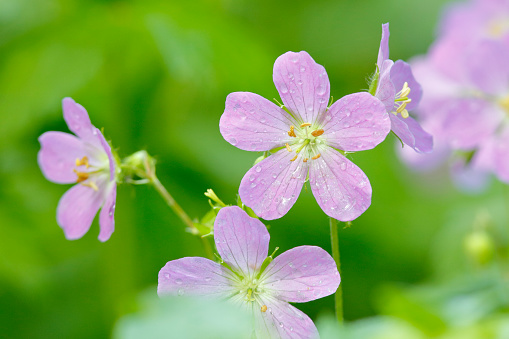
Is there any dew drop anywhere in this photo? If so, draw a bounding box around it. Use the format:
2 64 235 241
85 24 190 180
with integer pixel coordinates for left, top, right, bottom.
280 83 289 94
260 117 266 123
255 166 262 173
325 114 332 121
165 273 171 279
279 322 284 328
230 138 238 145
290 327 294 332
316 84 326 95
250 182 257 188
290 55 298 63
288 72 294 80
272 173 277 179
205 277 212 282
175 278 183 285
297 80 303 85
340 163 346 171
344 110 351 117
299 65 306 72
249 175 255 181
177 289 184 296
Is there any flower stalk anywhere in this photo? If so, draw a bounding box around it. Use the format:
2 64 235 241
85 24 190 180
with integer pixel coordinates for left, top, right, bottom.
330 217 344 324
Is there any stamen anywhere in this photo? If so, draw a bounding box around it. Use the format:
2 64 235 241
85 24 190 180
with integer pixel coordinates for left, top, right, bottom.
285 143 292 152
400 82 411 98
311 153 321 160
73 169 89 183
288 125 296 137
396 102 407 113
261 305 267 312
303 158 308 163
300 122 311 128
311 129 324 137
400 109 409 119
81 181 99 191
290 154 298 162
75 156 90 169
295 139 310 153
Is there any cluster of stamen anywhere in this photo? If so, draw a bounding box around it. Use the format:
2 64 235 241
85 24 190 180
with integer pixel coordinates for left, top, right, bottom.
394 82 412 118
73 156 99 191
286 122 324 162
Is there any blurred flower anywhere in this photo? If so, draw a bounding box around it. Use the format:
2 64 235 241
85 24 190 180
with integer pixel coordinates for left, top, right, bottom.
158 206 340 338
372 23 432 154
220 51 390 221
38 98 117 241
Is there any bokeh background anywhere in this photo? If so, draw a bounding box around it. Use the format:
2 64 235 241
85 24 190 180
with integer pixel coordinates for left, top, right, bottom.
1 0 508 338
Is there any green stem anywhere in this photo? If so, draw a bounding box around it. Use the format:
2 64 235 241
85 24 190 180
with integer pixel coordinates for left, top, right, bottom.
330 217 344 324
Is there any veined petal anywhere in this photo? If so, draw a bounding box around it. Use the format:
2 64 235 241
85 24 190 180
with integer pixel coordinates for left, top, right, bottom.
375 59 396 112
62 97 102 149
389 114 433 154
158 257 237 297
261 246 340 303
390 60 422 111
309 148 371 221
98 183 116 242
220 92 294 151
273 51 330 125
214 206 270 279
56 177 108 240
377 23 390 68
95 127 115 181
252 296 319 339
239 149 308 220
321 92 390 152
38 131 87 184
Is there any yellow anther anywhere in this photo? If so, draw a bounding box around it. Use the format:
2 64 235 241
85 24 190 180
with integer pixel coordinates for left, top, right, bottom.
288 125 296 137
311 153 321 160
300 122 311 128
81 181 99 191
400 109 409 119
498 95 509 114
285 143 292 152
396 101 408 114
303 158 308 163
290 154 298 162
73 169 89 183
311 129 324 137
400 82 411 98
75 156 90 169
261 305 267 312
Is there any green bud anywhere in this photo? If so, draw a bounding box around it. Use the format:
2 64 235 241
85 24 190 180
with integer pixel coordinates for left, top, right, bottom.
464 230 495 266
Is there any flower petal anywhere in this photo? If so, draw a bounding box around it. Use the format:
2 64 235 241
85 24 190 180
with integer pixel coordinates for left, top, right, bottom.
377 23 390 68
273 51 330 125
261 246 340 303
389 114 433 154
493 129 509 183
239 149 308 220
376 59 396 112
95 127 115 181
38 131 86 184
321 92 390 152
62 97 102 148
214 206 270 278
56 179 107 240
158 257 237 297
309 148 371 221
219 92 294 151
98 183 116 242
390 60 422 111
253 296 319 339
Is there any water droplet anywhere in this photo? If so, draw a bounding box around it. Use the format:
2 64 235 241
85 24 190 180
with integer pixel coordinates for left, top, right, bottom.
280 83 289 94
290 327 294 332
288 262 294 268
279 322 284 328
344 109 351 117
260 179 266 186
325 114 332 121
250 182 257 188
288 72 294 80
255 166 262 173
260 117 266 123
175 278 183 285
316 84 326 95
290 55 298 63
205 277 212 282
299 65 306 72
230 138 238 145
289 89 295 94
165 273 171 279
177 289 184 296
272 173 277 179
249 175 255 181
340 163 346 171
307 105 313 112
297 80 303 85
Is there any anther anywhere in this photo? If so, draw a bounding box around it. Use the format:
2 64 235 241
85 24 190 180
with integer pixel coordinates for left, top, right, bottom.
285 143 292 152
81 181 99 191
290 154 298 162
288 125 296 137
396 102 408 113
311 153 321 160
73 169 89 183
400 82 411 98
261 305 267 312
75 156 90 169
303 158 308 162
311 129 324 137
300 122 311 128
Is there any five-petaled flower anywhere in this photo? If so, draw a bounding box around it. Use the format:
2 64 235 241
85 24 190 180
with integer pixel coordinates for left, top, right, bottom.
373 23 433 154
158 206 340 339
220 51 391 221
38 98 117 241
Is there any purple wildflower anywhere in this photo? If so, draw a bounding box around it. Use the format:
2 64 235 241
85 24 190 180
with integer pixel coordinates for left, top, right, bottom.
220 51 390 221
158 206 340 338
38 98 117 241
373 23 433 154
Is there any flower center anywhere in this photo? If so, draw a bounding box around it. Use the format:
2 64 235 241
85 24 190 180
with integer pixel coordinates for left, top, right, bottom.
393 82 411 118
498 94 509 116
488 18 509 38
73 155 107 191
286 122 325 162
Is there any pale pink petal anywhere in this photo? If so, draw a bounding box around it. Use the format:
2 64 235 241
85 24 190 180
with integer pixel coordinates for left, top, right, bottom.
273 51 330 125
493 129 509 183
239 149 308 220
219 92 294 151
62 97 102 148
56 179 107 240
214 206 270 278
389 114 433 154
390 60 422 111
253 296 319 339
95 127 115 181
158 257 237 297
321 92 390 152
396 137 450 172
375 59 396 112
98 183 116 242
309 148 371 221
377 23 390 68
261 246 340 303
38 131 86 184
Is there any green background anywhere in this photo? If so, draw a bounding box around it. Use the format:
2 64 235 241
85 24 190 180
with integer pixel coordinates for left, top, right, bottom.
1 0 508 338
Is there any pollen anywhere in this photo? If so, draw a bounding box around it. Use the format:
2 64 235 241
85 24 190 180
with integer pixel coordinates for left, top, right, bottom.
75 156 90 169
261 305 267 312
285 143 292 152
311 129 324 137
300 122 311 128
73 169 89 183
81 181 99 191
290 154 298 161
303 158 308 162
311 153 321 160
288 125 296 137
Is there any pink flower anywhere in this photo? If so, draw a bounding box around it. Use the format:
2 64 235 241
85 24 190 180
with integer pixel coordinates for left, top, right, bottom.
38 98 117 241
158 206 340 338
220 51 390 221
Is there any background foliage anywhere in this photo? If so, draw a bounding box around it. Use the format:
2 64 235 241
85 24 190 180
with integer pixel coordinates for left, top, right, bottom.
1 0 508 338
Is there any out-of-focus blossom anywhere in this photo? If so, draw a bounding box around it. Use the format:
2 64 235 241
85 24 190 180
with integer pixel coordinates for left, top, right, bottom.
158 206 340 338
38 98 117 241
220 51 390 221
